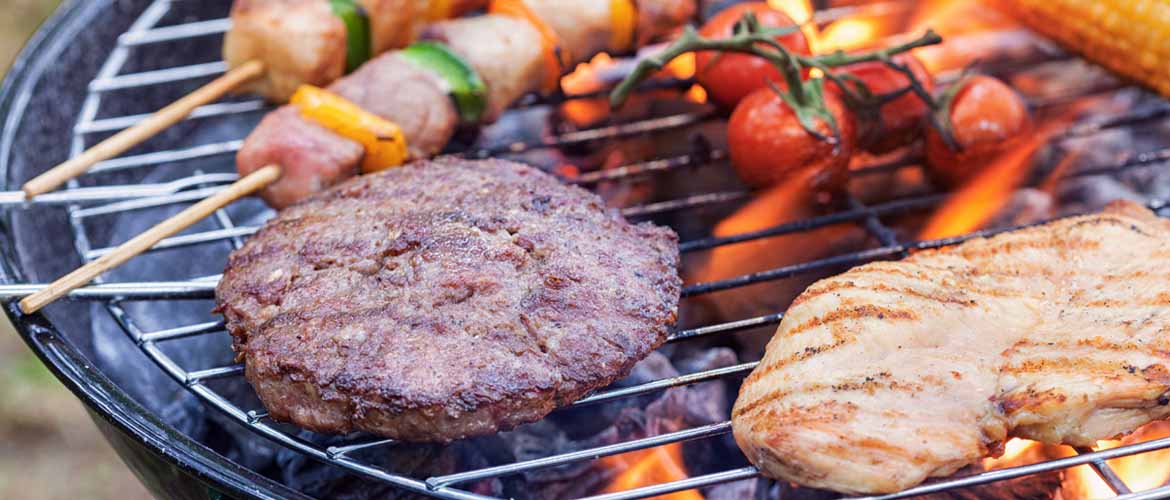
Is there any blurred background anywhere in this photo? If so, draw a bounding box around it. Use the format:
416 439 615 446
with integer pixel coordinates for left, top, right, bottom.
0 1 151 499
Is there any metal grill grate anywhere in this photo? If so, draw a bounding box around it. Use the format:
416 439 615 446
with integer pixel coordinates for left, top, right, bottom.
5 1 1170 499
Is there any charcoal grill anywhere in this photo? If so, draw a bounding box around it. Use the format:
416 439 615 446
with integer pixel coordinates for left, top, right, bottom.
4 0 1170 499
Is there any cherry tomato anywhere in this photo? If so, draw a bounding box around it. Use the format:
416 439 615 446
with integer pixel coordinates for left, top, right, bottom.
695 3 811 109
728 85 856 189
839 54 934 154
925 75 1031 187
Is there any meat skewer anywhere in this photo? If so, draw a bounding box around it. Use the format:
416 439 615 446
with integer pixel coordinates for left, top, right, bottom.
20 0 487 198
18 0 697 314
239 0 696 207
17 165 280 314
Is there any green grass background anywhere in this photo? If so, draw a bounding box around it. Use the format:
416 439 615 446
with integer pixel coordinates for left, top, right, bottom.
0 1 152 498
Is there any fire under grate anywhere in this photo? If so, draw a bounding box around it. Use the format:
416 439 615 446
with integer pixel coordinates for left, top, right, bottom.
4 1 1170 499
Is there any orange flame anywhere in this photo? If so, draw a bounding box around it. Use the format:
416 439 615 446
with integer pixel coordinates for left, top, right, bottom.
918 101 1093 241
560 54 616 125
908 0 1019 36
766 0 819 44
906 0 1027 73
561 53 614 95
766 0 812 24
714 168 819 238
979 427 1170 498
601 444 702 500
916 135 1043 240
1066 422 1170 498
816 17 883 53
662 52 707 103
982 438 1045 470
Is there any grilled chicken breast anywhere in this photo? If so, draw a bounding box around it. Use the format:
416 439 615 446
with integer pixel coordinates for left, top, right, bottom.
732 201 1170 494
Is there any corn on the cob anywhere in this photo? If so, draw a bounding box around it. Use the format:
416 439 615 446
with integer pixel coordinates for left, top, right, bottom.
999 0 1170 98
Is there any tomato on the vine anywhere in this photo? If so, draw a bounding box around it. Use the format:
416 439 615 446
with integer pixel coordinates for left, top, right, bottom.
728 84 857 189
925 75 1031 186
695 2 811 109
839 54 934 154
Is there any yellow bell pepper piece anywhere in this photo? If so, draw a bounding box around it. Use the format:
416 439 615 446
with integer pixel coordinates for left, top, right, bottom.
290 85 410 174
609 0 638 53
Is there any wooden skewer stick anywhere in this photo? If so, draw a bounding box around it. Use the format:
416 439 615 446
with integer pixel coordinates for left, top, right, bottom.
18 165 281 314
22 60 266 198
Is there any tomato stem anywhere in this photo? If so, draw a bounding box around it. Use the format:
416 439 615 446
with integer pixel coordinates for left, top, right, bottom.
610 15 945 144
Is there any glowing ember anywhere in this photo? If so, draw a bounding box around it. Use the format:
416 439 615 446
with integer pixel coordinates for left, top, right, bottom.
601 444 702 500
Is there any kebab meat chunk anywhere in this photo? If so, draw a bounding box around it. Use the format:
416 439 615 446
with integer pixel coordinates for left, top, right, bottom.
224 0 487 102
236 0 696 208
732 201 1170 494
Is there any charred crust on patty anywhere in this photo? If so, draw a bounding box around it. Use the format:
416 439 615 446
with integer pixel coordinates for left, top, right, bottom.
215 158 681 442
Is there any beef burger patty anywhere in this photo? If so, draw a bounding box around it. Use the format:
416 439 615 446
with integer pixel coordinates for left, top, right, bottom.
215 158 681 441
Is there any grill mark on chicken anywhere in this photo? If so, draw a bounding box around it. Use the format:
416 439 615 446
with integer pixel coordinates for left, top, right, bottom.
1007 337 1170 354
734 372 927 419
784 305 919 338
743 340 850 385
792 281 980 308
732 201 1170 494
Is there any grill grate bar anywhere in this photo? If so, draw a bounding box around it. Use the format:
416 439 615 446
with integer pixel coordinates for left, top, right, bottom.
137 320 225 343
668 313 784 343
186 382 495 500
89 140 242 173
572 149 725 185
1118 484 1170 500
468 111 714 158
326 439 399 458
679 194 944 253
186 364 245 383
570 362 756 407
847 195 904 249
622 190 749 217
0 280 216 300
77 100 267 134
0 173 236 207
117 17 230 46
87 226 256 259
594 433 1170 500
578 466 759 500
426 422 732 488
89 61 229 92
73 186 227 218
1064 103 1170 138
681 246 902 297
1075 446 1133 495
